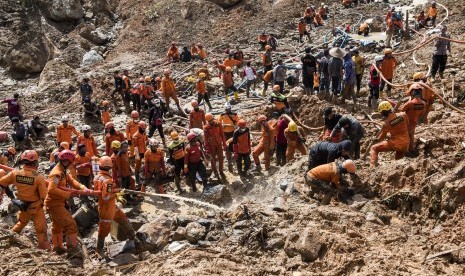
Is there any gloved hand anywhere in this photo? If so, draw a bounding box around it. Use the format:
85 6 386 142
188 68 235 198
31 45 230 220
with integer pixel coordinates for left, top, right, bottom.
116 192 127 205
82 187 92 194
69 190 80 197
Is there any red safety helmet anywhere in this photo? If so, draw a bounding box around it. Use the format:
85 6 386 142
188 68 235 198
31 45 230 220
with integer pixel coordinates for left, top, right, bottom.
191 100 199 107
58 150 76 163
21 150 39 162
105 122 114 129
238 119 247 128
131 110 139 119
187 132 197 142
138 121 147 130
257 115 267 122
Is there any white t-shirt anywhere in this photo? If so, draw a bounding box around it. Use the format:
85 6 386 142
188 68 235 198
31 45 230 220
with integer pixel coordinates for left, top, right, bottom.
244 67 256 81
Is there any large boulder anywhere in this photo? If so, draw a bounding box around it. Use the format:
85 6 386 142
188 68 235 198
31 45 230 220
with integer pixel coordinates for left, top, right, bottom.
38 59 77 100
200 185 232 205
79 24 109 45
207 0 241 8
185 222 206 244
284 228 322 262
136 217 175 252
81 50 103 66
38 0 84 21
4 31 52 76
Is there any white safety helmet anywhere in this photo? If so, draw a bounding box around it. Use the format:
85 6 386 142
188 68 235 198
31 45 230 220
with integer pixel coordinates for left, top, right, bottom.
61 115 69 122
148 138 158 147
374 55 384 62
224 102 232 110
81 125 91 131
153 99 161 107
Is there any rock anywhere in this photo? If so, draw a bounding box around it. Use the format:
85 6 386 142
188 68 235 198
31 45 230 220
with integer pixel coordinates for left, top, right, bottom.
176 215 198 227
171 227 187 241
200 185 232 205
106 240 135 258
168 241 189 253
295 228 322 262
136 217 174 252
185 222 206 244
4 31 52 76
81 50 103 66
38 60 76 96
365 212 384 225
180 8 191 19
197 219 216 228
37 0 84 21
266 238 285 250
206 0 241 8
273 197 287 212
79 24 109 45
279 179 289 191
108 253 137 267
441 181 465 213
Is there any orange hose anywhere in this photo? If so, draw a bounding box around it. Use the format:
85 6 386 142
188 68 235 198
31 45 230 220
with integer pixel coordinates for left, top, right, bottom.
0 164 14 172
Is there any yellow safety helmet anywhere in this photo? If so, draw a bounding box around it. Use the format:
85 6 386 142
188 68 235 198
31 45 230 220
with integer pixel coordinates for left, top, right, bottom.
111 140 121 149
288 122 298 132
384 48 393 54
378 101 393 113
412 72 425 80
170 131 179 140
199 72 206 78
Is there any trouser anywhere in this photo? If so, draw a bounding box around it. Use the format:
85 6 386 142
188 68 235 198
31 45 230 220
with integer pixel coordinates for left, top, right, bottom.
351 137 362 160
197 93 212 109
209 144 224 172
173 158 184 191
245 79 256 97
259 41 267 50
188 161 208 192
123 90 131 107
275 81 285 93
299 31 311 42
149 124 164 139
385 29 393 47
134 153 145 180
132 94 141 113
320 77 330 95
341 82 356 104
264 65 273 74
47 205 78 250
427 16 436 26
224 85 238 100
146 171 164 193
98 207 134 239
422 104 433 124
322 129 342 143
380 78 392 94
12 202 48 249
286 142 307 162
276 142 287 166
120 175 135 189
141 97 153 110
431 55 447 77
253 142 272 170
355 74 362 94
331 76 341 95
408 126 417 152
77 175 92 188
370 141 407 166
304 174 335 204
224 132 234 167
164 91 182 112
368 84 380 105
236 153 251 174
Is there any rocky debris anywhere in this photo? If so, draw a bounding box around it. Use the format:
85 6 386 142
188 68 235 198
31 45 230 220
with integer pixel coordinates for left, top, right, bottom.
171 227 187 241
294 228 322 262
108 253 138 267
82 50 104 66
37 0 84 21
207 0 241 9
185 222 207 244
200 185 232 205
136 217 174 252
38 59 77 97
79 24 109 45
107 240 136 258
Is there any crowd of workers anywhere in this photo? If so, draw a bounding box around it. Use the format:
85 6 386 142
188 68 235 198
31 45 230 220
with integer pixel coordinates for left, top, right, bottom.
0 0 454 261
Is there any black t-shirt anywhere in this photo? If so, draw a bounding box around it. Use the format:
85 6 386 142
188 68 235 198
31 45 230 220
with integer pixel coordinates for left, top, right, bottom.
114 76 123 90
325 113 342 130
301 54 317 73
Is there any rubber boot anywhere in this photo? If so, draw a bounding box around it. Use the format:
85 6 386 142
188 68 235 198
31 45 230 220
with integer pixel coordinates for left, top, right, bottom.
234 92 239 101
161 138 166 147
190 177 197 192
261 89 266 97
66 234 81 258
174 176 184 194
208 103 213 111
96 236 106 258
213 169 220 180
439 72 444 79
367 97 372 108
52 234 66 254
371 98 378 109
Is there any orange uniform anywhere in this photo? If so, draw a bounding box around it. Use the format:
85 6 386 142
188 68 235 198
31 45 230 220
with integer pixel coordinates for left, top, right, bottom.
421 85 436 123
314 14 323 25
298 21 307 34
0 167 49 249
196 79 207 95
219 112 239 137
94 171 134 239
199 49 207 60
114 152 131 178
204 121 226 172
161 76 180 107
167 46 180 60
253 120 277 170
284 127 307 162
196 68 210 80
75 152 92 177
223 72 234 88
56 124 80 145
380 56 398 80
400 98 426 151
263 71 273 83
428 7 437 17
45 163 86 250
140 83 154 100
307 162 341 186
133 131 147 176
223 58 241 69
258 34 269 44
144 149 165 173
76 135 99 157
105 131 125 156
101 109 111 125
126 120 139 157
189 109 206 129
370 112 409 166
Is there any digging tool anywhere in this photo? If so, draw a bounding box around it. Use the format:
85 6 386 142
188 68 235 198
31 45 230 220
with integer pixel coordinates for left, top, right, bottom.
426 246 465 261
57 186 101 197
120 189 224 211
362 111 381 131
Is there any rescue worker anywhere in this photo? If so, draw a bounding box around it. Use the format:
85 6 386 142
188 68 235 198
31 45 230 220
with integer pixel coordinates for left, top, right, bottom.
75 144 93 188
284 122 307 162
122 70 131 108
431 25 451 81
27 115 48 140
76 125 99 157
93 156 137 258
104 122 125 156
161 69 185 115
80 78 93 103
223 66 239 102
196 63 211 80
56 115 80 147
2 93 23 121
298 18 311 43
400 83 426 152
189 100 206 130
318 3 327 20
131 78 143 113
413 72 435 123
303 6 315 25
233 119 252 176
268 33 278 51
168 131 186 193
258 31 269 50
253 115 277 171
197 44 207 60
126 110 140 157
148 99 166 146
262 45 273 73
0 147 16 166
180 46 192 62
11 117 29 151
427 2 437 27
358 22 370 36
145 139 165 193
184 132 208 192
270 85 290 115
275 115 290 166
83 96 102 120
368 56 383 108
273 59 287 93
196 72 213 110
328 47 345 98
304 159 356 204
113 141 135 192
101 100 111 126
0 150 49 249
330 116 365 159
219 103 239 172
204 113 227 179
380 48 398 96
214 59 227 78
191 43 199 59
416 11 427 29
257 70 273 97
242 61 257 98
140 76 155 110
342 0 353 8
314 12 323 27
49 142 69 169
223 54 241 71
45 150 89 254
351 48 364 97
308 140 352 170
133 121 148 183
167 42 180 63
233 46 245 66
370 101 409 167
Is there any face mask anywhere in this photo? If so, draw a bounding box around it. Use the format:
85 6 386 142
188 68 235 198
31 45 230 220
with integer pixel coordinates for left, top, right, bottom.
240 127 246 131
78 150 86 156
139 128 145 133
109 128 116 135
339 165 348 174
133 119 139 123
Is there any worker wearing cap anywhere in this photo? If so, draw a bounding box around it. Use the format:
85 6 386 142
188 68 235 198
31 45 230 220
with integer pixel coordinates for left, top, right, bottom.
330 116 365 159
126 111 140 157
219 103 239 171
184 132 208 192
270 85 290 114
258 31 269 50
168 131 186 193
262 45 273 73
253 115 277 171
204 113 227 179
284 121 307 162
370 101 409 167
145 139 165 194
380 48 398 96
56 115 80 146
233 119 252 176
161 69 185 115
189 100 206 130
304 160 356 204
167 42 180 63
196 72 213 110
76 125 99 157
400 83 426 152
426 2 438 27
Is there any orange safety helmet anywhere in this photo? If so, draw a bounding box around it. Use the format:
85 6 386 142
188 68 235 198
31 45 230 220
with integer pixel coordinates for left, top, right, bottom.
257 115 267 122
139 77 144 82
102 100 110 107
59 142 70 150
21 150 38 162
163 69 171 75
225 66 232 72
138 121 147 130
58 150 76 163
191 100 199 107
342 160 356 174
272 85 280 91
105 122 114 129
187 132 197 142
99 156 112 168
238 119 247 128
7 147 16 155
131 110 139 119
205 113 214 121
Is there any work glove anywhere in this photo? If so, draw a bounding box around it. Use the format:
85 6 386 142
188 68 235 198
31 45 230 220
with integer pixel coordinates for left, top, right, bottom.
116 192 127 205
